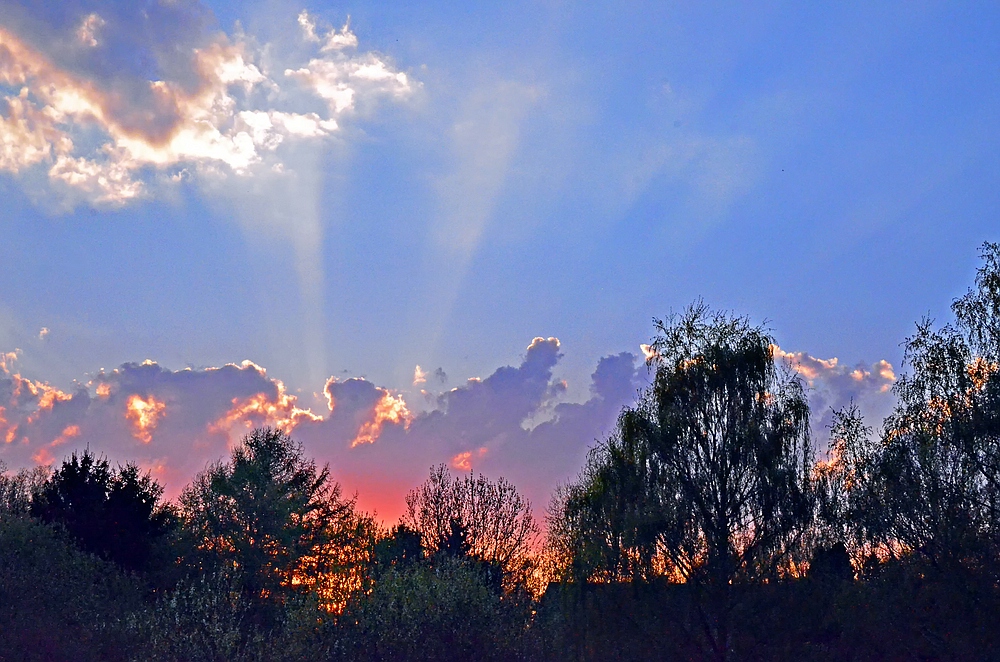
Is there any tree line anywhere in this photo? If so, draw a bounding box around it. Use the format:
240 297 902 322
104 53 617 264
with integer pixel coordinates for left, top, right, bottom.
2 242 1000 661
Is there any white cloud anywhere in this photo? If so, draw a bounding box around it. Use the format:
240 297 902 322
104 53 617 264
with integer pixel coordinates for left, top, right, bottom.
75 13 105 48
772 344 897 445
0 10 415 208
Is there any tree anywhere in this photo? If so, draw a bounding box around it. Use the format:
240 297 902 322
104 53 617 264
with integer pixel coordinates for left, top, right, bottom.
402 464 538 591
553 303 815 660
30 449 175 575
339 556 533 662
371 524 424 577
811 404 876 567
0 514 140 661
0 461 49 515
838 242 1000 572
179 427 374 617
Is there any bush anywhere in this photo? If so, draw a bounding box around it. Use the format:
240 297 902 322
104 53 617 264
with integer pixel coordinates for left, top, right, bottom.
0 514 138 662
338 557 533 662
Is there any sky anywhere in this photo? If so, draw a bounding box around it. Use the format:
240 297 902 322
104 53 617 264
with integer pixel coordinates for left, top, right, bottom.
0 0 997 521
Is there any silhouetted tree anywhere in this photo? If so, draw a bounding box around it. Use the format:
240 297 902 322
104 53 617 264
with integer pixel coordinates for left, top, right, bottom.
0 461 48 515
839 242 1000 573
339 556 533 662
554 303 815 660
0 514 140 661
30 449 175 575
811 403 876 568
371 524 424 577
179 427 374 618
403 464 538 591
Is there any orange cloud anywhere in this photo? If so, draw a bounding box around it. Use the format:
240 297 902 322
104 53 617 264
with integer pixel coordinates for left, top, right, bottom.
52 424 80 446
451 447 488 471
350 390 412 447
125 394 166 443
209 384 322 439
876 360 896 384
31 446 54 465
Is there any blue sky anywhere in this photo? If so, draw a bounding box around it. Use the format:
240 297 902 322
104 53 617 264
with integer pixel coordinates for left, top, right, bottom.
0 0 996 517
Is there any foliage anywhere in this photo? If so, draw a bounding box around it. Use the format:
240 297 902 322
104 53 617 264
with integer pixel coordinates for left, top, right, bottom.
0 513 139 662
826 242 1000 573
338 556 533 662
179 427 375 617
403 464 538 591
551 303 815 659
0 461 49 515
29 450 176 575
371 524 424 577
124 573 265 662
556 304 815 582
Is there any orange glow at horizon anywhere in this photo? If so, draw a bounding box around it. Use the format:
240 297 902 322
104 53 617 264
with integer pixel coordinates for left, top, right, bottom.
125 394 166 443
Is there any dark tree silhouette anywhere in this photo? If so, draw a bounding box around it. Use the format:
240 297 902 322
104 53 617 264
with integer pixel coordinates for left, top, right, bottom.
836 242 1000 573
554 302 815 660
0 461 49 515
403 464 538 590
30 449 174 574
372 524 424 576
179 427 374 616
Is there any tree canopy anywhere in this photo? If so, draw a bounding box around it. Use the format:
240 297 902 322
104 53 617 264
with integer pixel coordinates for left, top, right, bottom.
553 303 815 659
179 427 374 615
403 464 538 590
30 449 174 574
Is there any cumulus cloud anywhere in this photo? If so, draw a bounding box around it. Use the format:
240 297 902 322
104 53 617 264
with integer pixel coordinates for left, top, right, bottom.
0 339 898 521
0 4 414 208
772 345 897 446
0 338 645 520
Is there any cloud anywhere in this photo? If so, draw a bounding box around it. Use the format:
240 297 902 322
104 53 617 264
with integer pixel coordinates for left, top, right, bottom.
0 338 645 521
0 338 896 521
75 13 104 48
772 345 897 445
0 4 415 208
293 337 649 520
